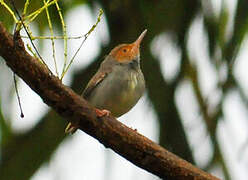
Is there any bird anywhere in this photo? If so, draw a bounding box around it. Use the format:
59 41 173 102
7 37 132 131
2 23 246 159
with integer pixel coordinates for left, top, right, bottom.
65 29 147 133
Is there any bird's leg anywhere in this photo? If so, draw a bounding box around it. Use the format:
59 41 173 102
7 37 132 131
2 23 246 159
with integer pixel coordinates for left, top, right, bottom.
95 108 111 117
65 109 110 133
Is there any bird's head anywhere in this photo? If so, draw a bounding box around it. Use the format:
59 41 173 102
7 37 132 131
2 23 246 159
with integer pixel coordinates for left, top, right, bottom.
109 29 147 63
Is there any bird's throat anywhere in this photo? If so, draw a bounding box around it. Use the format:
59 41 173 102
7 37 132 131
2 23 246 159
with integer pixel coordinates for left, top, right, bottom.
128 59 139 70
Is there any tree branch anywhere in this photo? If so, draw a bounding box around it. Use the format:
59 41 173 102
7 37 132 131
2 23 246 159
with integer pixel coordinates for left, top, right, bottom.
0 22 219 180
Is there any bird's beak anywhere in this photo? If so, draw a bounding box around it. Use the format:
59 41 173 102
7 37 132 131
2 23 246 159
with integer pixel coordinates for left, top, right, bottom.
132 29 147 53
133 29 147 47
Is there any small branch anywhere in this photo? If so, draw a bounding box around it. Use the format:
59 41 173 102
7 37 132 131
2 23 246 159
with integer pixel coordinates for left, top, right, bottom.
0 0 18 22
55 0 68 79
0 22 219 180
44 0 59 77
61 9 103 79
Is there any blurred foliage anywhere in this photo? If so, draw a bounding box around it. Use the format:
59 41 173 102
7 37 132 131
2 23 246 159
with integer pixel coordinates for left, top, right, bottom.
1 0 248 180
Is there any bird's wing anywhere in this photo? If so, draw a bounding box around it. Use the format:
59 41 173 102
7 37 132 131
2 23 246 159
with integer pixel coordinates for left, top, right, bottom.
82 69 111 99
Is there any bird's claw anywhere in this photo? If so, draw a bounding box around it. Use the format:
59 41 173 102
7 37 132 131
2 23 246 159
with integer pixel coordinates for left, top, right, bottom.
65 109 111 134
95 109 111 117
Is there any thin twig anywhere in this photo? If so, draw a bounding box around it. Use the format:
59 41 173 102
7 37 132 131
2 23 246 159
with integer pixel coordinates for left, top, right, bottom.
22 0 30 17
21 34 89 40
44 0 59 77
13 73 24 118
11 0 48 67
61 9 103 79
25 0 57 25
55 1 68 79
0 0 18 22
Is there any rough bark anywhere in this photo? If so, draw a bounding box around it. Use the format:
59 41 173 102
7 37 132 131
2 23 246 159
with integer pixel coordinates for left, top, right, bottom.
0 22 219 180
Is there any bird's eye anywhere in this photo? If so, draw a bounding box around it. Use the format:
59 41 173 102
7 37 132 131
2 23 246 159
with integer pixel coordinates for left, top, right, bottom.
123 49 127 53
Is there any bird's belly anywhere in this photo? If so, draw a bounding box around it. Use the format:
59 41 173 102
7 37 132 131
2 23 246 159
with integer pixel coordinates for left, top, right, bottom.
89 71 145 117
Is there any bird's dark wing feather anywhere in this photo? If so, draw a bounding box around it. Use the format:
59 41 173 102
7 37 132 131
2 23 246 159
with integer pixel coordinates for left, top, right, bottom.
82 69 111 99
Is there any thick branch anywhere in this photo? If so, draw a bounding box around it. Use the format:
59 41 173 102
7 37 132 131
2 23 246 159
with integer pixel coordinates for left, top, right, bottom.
0 22 219 180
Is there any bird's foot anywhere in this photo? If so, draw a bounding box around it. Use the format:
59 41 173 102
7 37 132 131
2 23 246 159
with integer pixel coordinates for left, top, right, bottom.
65 122 79 134
65 109 110 133
95 109 111 117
